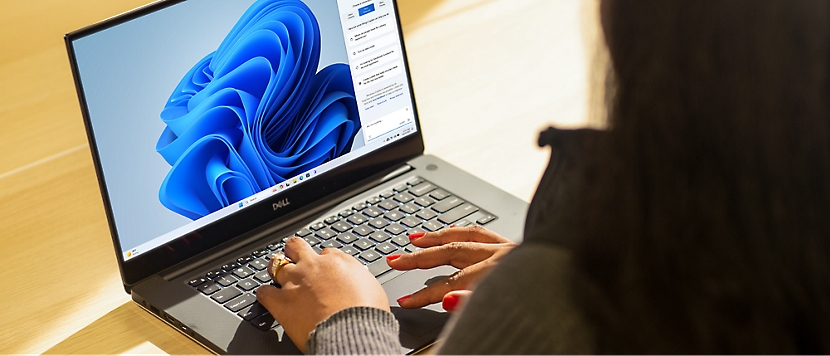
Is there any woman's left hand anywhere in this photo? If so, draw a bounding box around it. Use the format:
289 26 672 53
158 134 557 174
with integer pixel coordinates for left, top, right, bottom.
256 237 390 353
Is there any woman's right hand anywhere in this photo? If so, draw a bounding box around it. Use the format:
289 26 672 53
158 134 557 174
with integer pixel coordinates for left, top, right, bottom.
386 225 517 309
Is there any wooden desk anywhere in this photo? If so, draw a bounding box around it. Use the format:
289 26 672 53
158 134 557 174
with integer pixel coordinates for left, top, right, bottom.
0 0 595 353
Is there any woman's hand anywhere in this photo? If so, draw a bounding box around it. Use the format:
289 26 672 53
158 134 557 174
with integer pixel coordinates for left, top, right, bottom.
256 237 390 353
386 225 517 309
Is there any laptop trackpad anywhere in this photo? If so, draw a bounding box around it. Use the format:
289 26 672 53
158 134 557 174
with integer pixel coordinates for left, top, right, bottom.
382 266 455 347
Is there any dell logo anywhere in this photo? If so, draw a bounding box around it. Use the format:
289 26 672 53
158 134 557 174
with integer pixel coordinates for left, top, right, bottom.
272 199 291 211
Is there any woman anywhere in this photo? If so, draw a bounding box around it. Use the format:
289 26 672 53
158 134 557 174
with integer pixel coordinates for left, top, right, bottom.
257 0 830 353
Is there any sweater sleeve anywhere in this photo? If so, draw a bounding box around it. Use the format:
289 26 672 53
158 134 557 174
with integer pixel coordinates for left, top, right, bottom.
435 243 595 354
306 306 404 355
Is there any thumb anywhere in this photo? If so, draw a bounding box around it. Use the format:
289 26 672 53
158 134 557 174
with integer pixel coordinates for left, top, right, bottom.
442 290 472 313
256 284 286 318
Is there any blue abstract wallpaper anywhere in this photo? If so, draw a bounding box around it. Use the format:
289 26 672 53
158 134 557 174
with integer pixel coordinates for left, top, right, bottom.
155 0 360 220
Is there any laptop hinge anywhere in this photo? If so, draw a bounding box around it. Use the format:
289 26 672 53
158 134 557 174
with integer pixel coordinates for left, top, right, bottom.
159 163 414 281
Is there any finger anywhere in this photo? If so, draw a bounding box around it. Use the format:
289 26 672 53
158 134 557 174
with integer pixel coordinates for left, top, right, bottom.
282 236 316 262
398 267 479 309
388 241 496 270
269 259 299 286
256 284 286 316
409 225 512 248
442 290 472 313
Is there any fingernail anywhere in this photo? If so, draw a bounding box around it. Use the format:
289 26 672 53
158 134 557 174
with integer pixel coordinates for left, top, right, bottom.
396 294 412 304
386 254 402 262
449 225 455 228
409 232 425 241
442 294 461 312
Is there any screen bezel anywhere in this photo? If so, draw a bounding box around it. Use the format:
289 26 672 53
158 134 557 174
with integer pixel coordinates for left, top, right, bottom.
65 0 424 289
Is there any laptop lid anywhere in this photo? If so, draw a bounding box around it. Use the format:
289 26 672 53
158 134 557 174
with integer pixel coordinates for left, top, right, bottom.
65 0 423 289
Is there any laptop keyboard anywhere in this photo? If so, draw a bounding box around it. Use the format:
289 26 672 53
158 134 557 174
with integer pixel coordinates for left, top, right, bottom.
186 176 498 331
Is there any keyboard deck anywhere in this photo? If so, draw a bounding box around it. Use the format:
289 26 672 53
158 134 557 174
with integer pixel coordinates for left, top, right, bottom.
186 176 498 331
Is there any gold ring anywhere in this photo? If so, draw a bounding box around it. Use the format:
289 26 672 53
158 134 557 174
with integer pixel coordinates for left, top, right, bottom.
269 252 292 280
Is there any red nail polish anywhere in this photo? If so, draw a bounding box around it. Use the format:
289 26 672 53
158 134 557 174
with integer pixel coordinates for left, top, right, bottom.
397 294 412 304
386 254 402 262
408 232 425 240
449 225 455 228
442 294 461 312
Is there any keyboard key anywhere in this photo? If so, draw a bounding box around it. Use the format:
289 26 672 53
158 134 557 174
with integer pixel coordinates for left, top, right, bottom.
347 214 367 225
339 209 354 218
384 210 405 222
340 245 360 256
413 196 435 207
400 203 421 214
237 256 254 265
253 270 272 283
211 287 242 304
477 214 497 225
429 189 451 200
324 216 339 225
337 232 359 244
236 279 259 291
408 227 426 235
221 263 239 273
391 235 410 247
252 249 270 258
215 275 237 287
315 228 336 240
313 246 323 254
353 225 374 237
363 207 383 218
432 197 464 213
406 177 424 186
455 219 472 227
252 313 279 331
310 222 326 231
422 220 444 232
367 260 392 277
408 183 436 197
438 203 479 225
331 221 352 233
405 244 421 253
400 216 421 228
320 240 343 249
360 250 382 263
393 183 409 192
206 270 223 280
198 282 221 295
303 235 322 246
369 230 391 243
238 302 269 321
376 242 397 255
393 192 415 203
233 266 255 279
416 209 437 221
385 223 407 236
369 218 390 230
353 239 376 251
380 190 395 198
352 202 367 211
296 228 312 237
188 277 207 287
249 259 268 271
378 200 398 211
266 243 282 251
366 196 382 205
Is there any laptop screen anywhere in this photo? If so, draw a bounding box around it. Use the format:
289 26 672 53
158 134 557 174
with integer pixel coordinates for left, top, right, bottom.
68 0 418 269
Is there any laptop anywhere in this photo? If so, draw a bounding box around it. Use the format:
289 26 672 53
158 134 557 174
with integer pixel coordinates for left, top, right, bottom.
65 0 528 353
